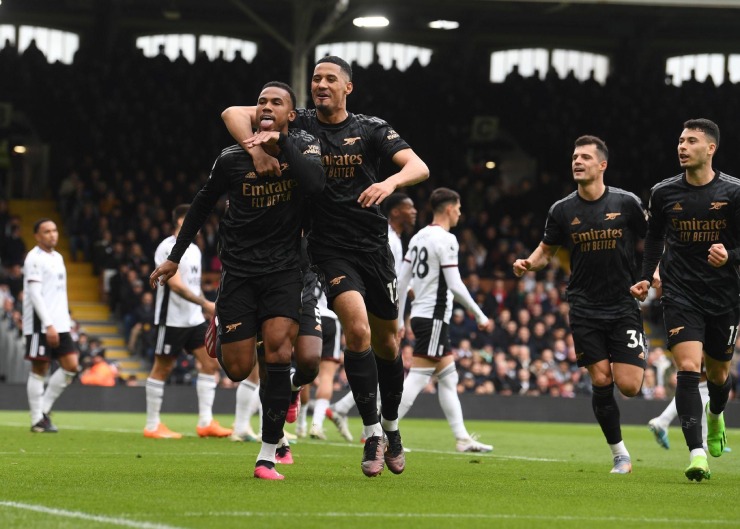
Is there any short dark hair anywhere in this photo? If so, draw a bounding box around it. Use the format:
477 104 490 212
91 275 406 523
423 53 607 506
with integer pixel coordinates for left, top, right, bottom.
316 55 353 81
172 204 190 225
574 135 609 161
382 192 411 216
684 118 720 147
33 218 54 233
430 187 460 213
261 81 297 110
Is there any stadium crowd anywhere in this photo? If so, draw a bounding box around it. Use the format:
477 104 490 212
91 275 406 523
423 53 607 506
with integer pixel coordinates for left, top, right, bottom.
1 37 739 400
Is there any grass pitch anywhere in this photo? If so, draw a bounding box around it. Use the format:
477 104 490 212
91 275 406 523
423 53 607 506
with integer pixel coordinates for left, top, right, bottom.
1 410 739 529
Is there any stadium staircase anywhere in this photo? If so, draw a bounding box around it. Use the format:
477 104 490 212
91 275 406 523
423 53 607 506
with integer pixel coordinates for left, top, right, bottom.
9 199 149 381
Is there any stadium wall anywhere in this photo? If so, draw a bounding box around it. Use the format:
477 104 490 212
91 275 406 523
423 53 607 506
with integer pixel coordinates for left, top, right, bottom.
1 384 738 427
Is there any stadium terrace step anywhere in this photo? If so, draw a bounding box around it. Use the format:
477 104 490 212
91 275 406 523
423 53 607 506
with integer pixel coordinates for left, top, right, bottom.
117 360 146 371
82 323 120 335
67 275 99 290
67 262 94 275
68 289 103 303
101 336 125 348
644 320 665 348
70 302 110 321
105 348 131 360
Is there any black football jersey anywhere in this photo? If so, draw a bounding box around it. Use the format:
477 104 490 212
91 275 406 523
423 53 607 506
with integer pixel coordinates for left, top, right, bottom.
291 109 411 253
543 186 647 319
168 130 323 277
642 172 740 315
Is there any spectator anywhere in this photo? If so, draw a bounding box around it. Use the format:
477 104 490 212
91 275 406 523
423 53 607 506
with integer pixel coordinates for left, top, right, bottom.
80 348 118 387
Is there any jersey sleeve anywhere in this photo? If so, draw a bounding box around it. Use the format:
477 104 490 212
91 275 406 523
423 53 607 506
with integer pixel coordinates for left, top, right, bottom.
281 130 325 195
641 185 667 281
438 233 459 268
542 203 567 247
168 153 230 263
627 192 649 238
23 252 43 283
727 184 740 265
290 108 315 132
154 239 173 268
362 115 411 163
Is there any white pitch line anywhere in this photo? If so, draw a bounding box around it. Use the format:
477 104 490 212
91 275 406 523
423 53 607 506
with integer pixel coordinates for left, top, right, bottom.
0 501 186 529
0 421 564 462
0 421 197 436
185 510 739 525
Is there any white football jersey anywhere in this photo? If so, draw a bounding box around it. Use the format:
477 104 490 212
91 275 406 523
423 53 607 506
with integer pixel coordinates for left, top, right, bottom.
23 246 71 334
154 235 205 327
388 224 404 278
404 225 458 322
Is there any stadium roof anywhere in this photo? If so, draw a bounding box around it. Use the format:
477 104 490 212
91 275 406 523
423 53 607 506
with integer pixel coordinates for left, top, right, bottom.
4 0 740 57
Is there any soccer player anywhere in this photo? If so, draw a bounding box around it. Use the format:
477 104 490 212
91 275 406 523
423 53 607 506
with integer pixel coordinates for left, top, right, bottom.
305 287 343 440
150 81 324 480
24 219 78 433
327 192 417 442
631 118 739 482
396 188 493 452
385 192 418 276
514 135 648 474
231 366 261 442
648 374 710 450
283 237 324 446
143 204 231 440
222 56 429 477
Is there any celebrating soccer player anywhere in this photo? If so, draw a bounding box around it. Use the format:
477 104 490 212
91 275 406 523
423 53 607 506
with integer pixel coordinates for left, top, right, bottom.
515 135 648 474
631 118 739 482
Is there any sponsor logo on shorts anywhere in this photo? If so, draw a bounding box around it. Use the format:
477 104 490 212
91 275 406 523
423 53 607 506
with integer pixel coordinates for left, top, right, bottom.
710 201 728 210
329 275 346 287
668 326 684 337
638 351 645 360
571 217 581 225
315 324 322 331
343 137 361 146
225 322 243 333
604 212 621 220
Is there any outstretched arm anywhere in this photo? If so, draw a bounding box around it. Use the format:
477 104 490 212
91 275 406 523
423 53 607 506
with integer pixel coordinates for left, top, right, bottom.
396 258 414 332
442 266 489 329
166 269 215 319
358 148 429 208
512 242 559 277
631 230 665 301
